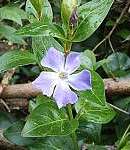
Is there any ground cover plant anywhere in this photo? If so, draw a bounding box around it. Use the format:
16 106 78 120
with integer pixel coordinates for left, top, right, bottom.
0 0 130 149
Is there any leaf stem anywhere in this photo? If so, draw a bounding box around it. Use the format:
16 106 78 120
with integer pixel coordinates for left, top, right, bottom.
67 104 79 150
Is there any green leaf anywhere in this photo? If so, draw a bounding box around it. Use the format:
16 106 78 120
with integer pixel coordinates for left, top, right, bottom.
30 0 43 17
78 71 106 106
16 21 49 36
0 50 36 72
80 50 96 70
0 6 27 25
72 0 114 42
26 0 53 22
77 121 101 142
29 95 52 113
0 112 16 129
94 59 107 70
28 136 74 150
117 29 130 41
16 22 66 40
29 100 38 113
0 24 25 44
22 103 78 137
32 36 63 62
3 121 35 146
75 71 115 124
103 52 130 77
80 50 107 71
42 0 53 22
121 141 130 150
76 100 116 124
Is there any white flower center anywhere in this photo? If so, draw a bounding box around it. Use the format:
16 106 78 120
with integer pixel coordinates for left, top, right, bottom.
59 72 68 79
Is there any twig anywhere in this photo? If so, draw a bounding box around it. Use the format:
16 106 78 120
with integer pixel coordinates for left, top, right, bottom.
1 68 15 85
108 37 115 53
92 0 130 52
0 78 130 99
1 69 15 112
0 99 10 112
108 103 130 115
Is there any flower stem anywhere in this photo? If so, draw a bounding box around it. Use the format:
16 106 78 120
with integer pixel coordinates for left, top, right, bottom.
64 42 72 55
118 124 130 149
67 104 79 150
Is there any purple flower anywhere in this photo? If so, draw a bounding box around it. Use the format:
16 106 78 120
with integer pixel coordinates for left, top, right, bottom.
32 47 92 108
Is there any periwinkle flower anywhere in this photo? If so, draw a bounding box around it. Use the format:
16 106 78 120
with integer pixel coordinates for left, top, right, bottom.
32 47 92 108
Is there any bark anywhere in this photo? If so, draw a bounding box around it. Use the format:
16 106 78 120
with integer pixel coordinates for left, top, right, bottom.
0 78 130 99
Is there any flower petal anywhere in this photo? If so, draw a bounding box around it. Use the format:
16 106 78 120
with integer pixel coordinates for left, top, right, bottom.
53 82 78 108
65 52 80 74
32 72 58 97
68 70 92 91
41 47 65 72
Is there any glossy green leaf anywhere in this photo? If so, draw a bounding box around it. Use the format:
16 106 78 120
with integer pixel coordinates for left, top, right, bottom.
29 95 53 113
28 136 74 150
16 21 49 36
80 50 106 70
32 36 63 62
0 6 27 25
0 50 36 72
103 52 130 77
42 0 53 22
72 0 114 42
80 50 96 70
3 121 35 146
77 121 101 142
76 100 116 124
75 71 115 124
22 103 78 137
28 100 37 113
0 24 25 44
16 22 66 40
121 141 130 150
94 59 107 70
78 71 106 106
0 112 16 129
117 29 130 41
30 0 43 17
26 0 53 22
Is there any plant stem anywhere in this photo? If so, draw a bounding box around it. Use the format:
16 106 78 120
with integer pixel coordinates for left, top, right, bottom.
67 104 79 150
64 24 79 149
118 124 130 149
64 42 72 55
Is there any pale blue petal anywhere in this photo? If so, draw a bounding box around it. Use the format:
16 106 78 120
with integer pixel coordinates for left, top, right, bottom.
53 82 78 108
41 47 65 72
32 72 58 97
68 70 92 91
65 52 80 74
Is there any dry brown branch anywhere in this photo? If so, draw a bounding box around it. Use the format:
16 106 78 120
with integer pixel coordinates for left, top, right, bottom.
1 68 16 112
0 78 130 100
104 78 130 96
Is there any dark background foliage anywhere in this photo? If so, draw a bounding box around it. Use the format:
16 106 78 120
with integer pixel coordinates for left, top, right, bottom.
0 0 130 150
